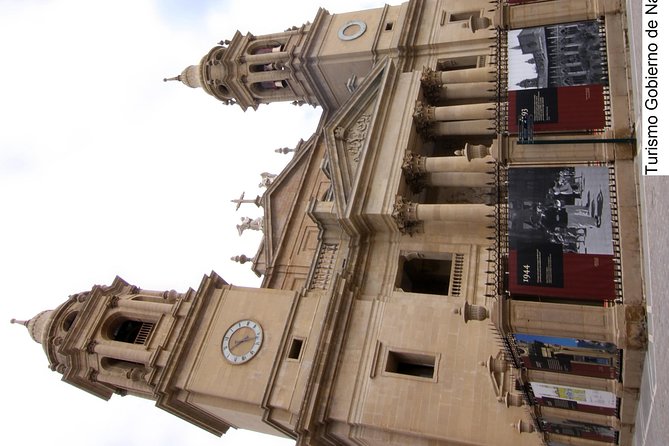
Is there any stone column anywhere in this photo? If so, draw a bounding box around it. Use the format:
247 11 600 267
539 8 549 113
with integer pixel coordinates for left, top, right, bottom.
415 203 491 222
426 172 491 188
415 101 496 122
392 197 493 234
432 120 497 136
116 299 172 315
96 369 153 394
506 300 622 345
243 51 288 64
393 197 492 230
247 69 291 84
402 152 493 189
93 341 153 365
422 66 495 85
437 82 496 101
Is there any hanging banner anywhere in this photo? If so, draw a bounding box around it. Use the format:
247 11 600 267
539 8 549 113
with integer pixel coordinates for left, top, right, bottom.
507 21 608 133
540 418 617 443
530 382 617 415
508 166 615 300
513 334 619 379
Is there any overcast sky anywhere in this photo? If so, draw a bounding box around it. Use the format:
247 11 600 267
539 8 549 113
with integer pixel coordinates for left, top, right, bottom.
0 1 394 445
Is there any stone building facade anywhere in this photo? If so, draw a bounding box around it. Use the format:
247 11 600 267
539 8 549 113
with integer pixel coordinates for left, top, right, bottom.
14 1 643 445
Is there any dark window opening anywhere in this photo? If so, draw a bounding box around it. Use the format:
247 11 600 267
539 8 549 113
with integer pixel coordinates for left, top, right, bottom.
385 351 436 379
62 311 78 332
101 357 145 370
287 338 304 360
398 256 452 295
449 11 480 22
112 320 154 345
385 22 394 31
436 55 480 71
250 45 284 55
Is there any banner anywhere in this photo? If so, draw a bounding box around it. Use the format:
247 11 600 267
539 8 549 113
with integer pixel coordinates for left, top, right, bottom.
530 382 617 415
540 418 617 443
513 334 619 379
507 21 608 132
508 166 615 300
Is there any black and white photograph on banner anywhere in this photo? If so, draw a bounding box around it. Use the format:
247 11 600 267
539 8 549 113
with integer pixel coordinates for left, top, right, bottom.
507 20 607 91
508 166 613 256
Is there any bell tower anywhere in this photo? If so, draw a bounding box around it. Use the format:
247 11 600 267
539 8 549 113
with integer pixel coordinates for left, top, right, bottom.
12 273 300 437
165 24 319 110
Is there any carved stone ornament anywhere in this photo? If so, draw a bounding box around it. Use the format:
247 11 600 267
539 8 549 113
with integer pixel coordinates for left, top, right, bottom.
55 363 67 374
340 114 371 164
237 216 264 235
88 368 99 383
401 151 427 192
107 295 120 308
259 172 277 188
86 339 98 354
334 126 347 140
391 196 420 235
412 100 435 126
420 67 443 101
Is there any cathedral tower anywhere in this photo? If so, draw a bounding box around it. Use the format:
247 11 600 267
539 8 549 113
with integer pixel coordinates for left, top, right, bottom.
164 24 319 110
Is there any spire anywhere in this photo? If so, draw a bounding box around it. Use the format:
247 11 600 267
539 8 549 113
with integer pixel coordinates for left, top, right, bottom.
11 310 55 344
163 65 203 89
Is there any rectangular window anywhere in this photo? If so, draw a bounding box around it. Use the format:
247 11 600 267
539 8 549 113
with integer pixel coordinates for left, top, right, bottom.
287 337 305 360
385 350 437 380
436 55 483 71
449 11 481 22
385 22 394 31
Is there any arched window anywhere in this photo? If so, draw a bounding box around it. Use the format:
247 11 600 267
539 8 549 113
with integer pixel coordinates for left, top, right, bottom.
101 357 145 371
254 80 288 91
108 318 155 345
248 44 284 55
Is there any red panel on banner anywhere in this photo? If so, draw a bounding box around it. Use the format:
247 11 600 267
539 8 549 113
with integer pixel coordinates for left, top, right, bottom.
508 85 606 133
520 357 617 379
509 251 615 300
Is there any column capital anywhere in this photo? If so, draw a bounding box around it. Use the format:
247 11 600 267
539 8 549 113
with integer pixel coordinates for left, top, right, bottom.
420 67 443 101
413 100 435 130
391 196 420 235
401 152 427 192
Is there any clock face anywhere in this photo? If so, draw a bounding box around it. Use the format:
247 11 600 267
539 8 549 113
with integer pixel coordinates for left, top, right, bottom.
221 319 263 364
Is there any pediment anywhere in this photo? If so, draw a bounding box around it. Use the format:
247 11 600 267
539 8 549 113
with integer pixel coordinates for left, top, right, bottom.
253 136 316 273
324 58 397 217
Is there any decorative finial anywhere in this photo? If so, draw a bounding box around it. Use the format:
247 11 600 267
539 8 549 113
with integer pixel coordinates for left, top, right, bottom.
275 147 295 155
231 192 262 210
10 318 29 326
231 254 255 264
163 75 182 82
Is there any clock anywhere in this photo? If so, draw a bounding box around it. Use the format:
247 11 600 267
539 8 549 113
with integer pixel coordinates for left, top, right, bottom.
221 319 263 364
338 20 367 41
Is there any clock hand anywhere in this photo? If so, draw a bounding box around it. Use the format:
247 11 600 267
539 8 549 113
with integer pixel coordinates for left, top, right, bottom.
232 335 253 348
